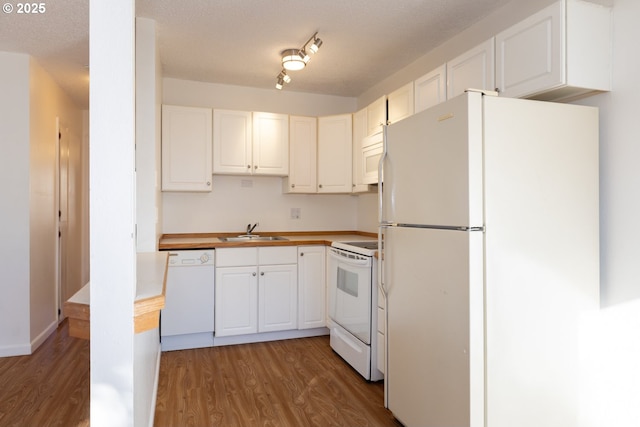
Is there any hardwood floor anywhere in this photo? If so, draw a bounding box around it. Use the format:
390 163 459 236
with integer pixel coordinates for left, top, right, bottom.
0 320 90 427
0 323 400 427
155 336 400 427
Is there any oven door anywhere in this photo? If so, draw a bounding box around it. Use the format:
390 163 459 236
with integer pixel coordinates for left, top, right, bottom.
327 247 372 344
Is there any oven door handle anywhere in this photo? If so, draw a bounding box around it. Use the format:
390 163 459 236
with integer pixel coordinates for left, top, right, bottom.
328 248 371 266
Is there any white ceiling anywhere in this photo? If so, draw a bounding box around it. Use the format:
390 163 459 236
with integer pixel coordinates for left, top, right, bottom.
0 0 517 110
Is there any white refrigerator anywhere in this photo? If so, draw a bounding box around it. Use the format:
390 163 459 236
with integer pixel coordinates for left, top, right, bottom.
379 91 599 427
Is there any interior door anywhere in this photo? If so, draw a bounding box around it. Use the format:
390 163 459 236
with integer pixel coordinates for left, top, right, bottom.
383 225 484 427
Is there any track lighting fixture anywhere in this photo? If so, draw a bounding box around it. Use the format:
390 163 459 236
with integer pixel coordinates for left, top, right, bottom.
275 31 322 90
275 70 291 90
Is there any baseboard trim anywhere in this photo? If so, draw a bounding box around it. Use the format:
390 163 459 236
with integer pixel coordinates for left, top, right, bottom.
30 320 58 353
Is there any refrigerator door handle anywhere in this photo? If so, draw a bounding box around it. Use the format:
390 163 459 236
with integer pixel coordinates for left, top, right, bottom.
378 224 389 299
378 125 389 225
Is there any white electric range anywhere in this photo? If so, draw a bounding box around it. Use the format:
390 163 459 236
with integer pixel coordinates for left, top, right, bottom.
327 240 384 381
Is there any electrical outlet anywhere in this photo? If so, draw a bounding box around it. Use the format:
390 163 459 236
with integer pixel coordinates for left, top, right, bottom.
290 207 301 219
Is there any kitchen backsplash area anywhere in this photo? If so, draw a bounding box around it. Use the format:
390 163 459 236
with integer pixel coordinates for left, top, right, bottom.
162 175 377 233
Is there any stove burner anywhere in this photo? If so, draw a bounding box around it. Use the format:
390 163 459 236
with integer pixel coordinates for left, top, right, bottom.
340 241 379 250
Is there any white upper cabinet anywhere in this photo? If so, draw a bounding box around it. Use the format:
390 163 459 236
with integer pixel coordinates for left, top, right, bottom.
283 115 317 193
366 95 387 136
317 114 352 193
414 64 447 113
447 38 495 99
213 109 252 175
252 112 289 176
213 110 289 176
351 107 370 193
361 132 383 185
161 105 213 192
495 0 611 101
387 82 414 125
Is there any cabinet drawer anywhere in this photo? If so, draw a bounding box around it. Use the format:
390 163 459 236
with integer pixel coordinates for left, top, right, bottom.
258 246 297 265
216 247 258 267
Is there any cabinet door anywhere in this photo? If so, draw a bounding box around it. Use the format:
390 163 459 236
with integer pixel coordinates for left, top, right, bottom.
351 107 369 193
252 112 289 176
215 266 258 337
366 95 387 136
297 246 326 329
414 64 447 113
387 82 414 124
447 38 495 99
317 114 352 193
213 109 252 175
361 133 383 185
161 105 212 192
495 1 562 99
284 116 317 193
258 264 298 332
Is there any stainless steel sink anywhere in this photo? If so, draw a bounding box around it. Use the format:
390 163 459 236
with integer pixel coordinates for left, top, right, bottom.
219 235 289 242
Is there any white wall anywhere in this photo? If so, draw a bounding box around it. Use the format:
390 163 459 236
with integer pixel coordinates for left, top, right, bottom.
29 57 85 347
162 78 361 234
90 1 137 426
0 52 31 356
574 0 640 307
136 17 163 252
163 77 356 116
0 52 84 357
134 17 163 427
163 175 359 233
573 1 640 423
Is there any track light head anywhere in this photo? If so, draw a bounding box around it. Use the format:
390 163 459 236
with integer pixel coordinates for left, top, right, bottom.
309 37 323 54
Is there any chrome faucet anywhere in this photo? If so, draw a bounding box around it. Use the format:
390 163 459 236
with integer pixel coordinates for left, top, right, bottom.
246 223 258 235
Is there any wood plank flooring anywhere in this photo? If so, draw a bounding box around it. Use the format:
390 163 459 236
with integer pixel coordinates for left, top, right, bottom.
155 336 401 427
0 320 90 427
0 322 400 426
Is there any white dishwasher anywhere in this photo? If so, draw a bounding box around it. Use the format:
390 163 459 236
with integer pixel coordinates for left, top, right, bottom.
160 250 215 351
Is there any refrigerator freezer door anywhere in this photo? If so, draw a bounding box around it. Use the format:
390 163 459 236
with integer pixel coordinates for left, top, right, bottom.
384 226 484 427
382 92 483 228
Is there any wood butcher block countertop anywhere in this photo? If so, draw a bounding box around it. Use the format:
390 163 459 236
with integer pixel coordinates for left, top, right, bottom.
158 230 378 250
64 252 168 340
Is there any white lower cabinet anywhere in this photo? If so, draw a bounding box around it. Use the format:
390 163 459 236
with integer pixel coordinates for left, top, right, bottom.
297 246 326 329
215 246 298 337
259 264 298 332
215 265 258 337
